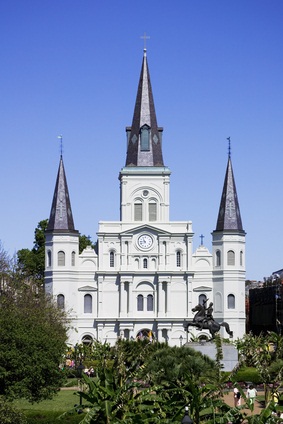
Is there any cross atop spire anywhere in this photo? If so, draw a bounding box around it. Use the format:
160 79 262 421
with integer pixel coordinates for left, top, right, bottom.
58 135 63 157
227 136 231 158
140 32 150 51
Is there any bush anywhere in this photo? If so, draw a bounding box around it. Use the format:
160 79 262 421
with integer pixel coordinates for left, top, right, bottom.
0 398 27 424
231 367 261 385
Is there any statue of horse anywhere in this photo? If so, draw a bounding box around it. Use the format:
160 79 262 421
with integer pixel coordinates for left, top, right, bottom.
186 303 233 339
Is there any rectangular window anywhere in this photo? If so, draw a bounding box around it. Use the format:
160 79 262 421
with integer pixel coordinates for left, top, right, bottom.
148 203 157 221
134 204 142 221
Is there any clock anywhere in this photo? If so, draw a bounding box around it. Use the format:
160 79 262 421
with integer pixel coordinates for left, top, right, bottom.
138 234 153 249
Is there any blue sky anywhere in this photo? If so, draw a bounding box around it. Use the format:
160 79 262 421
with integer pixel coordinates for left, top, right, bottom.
0 0 283 281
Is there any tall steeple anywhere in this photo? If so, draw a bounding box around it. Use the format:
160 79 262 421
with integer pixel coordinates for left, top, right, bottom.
125 49 164 167
215 152 244 232
47 155 76 232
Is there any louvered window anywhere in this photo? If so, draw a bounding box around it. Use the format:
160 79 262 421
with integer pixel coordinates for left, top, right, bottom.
110 251 115 267
140 126 150 151
71 251 75 266
176 251 181 267
149 203 157 221
58 251 65 266
134 203 142 221
227 250 235 266
216 250 221 267
143 258 148 269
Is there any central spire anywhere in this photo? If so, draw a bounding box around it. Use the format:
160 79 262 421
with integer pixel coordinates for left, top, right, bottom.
125 49 164 167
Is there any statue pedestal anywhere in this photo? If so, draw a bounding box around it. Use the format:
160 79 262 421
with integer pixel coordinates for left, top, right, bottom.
185 342 238 372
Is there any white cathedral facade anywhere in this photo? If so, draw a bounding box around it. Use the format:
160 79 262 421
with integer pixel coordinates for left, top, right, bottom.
44 49 246 347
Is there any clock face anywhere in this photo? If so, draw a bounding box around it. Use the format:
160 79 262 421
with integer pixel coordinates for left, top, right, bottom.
138 234 153 249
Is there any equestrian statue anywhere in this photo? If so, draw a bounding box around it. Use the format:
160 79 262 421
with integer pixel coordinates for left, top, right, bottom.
186 299 233 339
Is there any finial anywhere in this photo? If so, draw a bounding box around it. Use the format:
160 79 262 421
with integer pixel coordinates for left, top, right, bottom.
58 135 63 157
227 137 231 158
140 32 150 53
200 234 204 246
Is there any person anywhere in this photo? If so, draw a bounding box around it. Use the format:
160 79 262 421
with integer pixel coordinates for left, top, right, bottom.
234 387 241 406
247 384 257 404
273 390 279 406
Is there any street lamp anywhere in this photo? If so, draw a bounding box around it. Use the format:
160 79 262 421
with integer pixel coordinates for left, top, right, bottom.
181 406 193 424
77 361 85 407
179 335 183 347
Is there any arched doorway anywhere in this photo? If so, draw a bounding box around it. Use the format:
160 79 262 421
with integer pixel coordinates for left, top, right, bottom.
136 328 154 341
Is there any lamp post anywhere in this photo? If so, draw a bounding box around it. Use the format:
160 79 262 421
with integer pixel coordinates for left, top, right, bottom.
181 406 193 424
77 361 85 407
179 335 183 347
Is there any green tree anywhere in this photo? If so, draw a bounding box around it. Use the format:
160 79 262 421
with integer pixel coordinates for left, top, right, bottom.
0 248 68 402
79 234 96 254
17 219 48 285
17 220 96 286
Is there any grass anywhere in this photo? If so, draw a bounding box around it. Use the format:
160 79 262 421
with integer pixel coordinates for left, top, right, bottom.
14 389 86 424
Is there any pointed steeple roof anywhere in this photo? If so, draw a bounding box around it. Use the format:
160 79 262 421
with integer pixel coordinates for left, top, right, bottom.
125 49 164 167
47 156 76 232
215 155 244 232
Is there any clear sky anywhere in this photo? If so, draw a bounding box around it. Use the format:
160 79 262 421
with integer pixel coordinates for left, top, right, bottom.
0 0 282 282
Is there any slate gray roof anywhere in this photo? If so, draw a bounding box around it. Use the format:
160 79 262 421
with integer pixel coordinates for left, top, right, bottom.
125 49 164 167
215 156 244 232
47 156 76 232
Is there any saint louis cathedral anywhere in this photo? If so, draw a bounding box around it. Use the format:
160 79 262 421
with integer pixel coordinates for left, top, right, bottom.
44 49 246 346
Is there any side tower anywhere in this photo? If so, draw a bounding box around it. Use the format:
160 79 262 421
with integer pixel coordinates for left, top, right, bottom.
119 48 171 223
45 155 79 309
212 147 246 339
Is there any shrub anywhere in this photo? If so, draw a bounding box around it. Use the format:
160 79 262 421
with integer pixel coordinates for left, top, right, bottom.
231 367 261 385
0 398 27 424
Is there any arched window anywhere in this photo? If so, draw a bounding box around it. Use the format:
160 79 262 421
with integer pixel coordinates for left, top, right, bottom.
134 202 142 221
148 202 157 221
147 294 153 311
84 294 92 313
47 250 51 267
176 251 181 267
240 250 243 266
82 335 93 346
143 258 148 269
228 294 235 309
110 251 115 268
216 250 221 267
227 250 235 266
57 294 65 309
71 251 76 266
198 294 207 305
58 251 65 266
137 294 144 311
140 125 150 151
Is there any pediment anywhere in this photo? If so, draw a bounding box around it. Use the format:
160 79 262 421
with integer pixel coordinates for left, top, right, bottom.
78 285 97 292
121 224 171 237
193 286 212 292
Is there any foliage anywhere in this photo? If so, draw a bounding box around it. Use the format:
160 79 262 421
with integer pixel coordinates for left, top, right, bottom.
16 220 96 287
0 246 69 402
17 219 48 285
79 234 96 254
0 398 27 424
231 367 261 385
